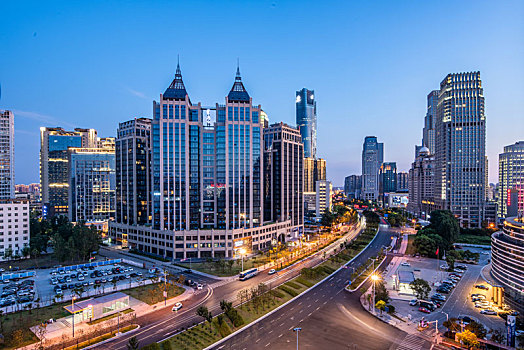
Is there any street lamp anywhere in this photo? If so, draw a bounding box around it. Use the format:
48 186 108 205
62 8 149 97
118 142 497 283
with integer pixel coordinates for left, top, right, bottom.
293 327 301 350
371 274 379 315
239 248 246 272
71 296 77 337
441 311 449 322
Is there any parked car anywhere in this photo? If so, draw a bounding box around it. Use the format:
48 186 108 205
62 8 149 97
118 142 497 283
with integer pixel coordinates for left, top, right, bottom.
480 309 497 315
409 299 419 306
197 284 203 290
475 285 489 290
418 307 431 314
172 302 183 311
440 264 449 270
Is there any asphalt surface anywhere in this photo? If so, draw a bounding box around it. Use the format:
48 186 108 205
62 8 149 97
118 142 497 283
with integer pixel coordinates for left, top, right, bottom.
90 225 364 350
209 224 432 350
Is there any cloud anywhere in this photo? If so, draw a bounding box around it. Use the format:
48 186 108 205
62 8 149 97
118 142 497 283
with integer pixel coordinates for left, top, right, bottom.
124 86 150 100
12 109 76 128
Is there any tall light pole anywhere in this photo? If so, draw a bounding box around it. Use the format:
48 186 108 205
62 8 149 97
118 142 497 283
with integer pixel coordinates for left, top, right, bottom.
441 311 449 322
71 296 77 337
163 269 167 306
293 327 301 350
371 274 379 315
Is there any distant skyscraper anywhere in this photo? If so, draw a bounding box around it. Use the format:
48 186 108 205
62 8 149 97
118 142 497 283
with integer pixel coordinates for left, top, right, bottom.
263 123 304 228
68 139 116 223
498 141 524 219
0 110 14 199
115 118 151 227
40 127 98 216
408 147 435 219
380 162 397 195
434 72 486 228
361 136 383 201
344 175 361 199
422 90 438 154
296 88 317 158
396 171 409 192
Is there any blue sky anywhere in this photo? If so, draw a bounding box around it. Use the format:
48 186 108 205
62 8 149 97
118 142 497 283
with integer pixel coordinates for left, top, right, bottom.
1 0 523 185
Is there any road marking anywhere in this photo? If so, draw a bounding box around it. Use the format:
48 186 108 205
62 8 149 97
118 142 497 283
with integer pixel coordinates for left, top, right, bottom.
308 304 311 307
308 312 312 317
290 307 294 311
299 310 303 313
268 330 273 334
265 343 271 347
316 307 320 311
289 326 293 330
315 299 319 303
259 326 264 330
300 318 304 322
323 301 327 305
279 322 284 327
256 338 260 343
279 334 283 338
298 302 302 305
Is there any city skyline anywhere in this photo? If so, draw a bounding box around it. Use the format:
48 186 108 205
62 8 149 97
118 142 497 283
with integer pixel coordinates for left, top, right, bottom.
1 1 523 186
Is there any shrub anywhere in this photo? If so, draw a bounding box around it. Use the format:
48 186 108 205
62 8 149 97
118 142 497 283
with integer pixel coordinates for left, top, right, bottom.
296 277 314 287
285 281 301 290
279 285 298 297
386 304 396 314
270 289 285 298
225 309 244 327
141 343 161 350
162 340 173 350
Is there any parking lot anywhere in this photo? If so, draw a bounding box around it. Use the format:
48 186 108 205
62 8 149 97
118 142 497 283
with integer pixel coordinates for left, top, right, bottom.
1 259 163 313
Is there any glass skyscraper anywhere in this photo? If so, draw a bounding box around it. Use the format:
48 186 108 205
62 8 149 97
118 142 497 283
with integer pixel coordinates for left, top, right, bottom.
361 136 383 201
434 72 487 228
498 141 524 219
296 88 317 159
422 90 438 155
0 110 14 199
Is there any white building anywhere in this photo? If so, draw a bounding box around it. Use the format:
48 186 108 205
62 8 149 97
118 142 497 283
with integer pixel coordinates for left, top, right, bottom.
0 110 15 199
316 180 332 219
0 199 30 261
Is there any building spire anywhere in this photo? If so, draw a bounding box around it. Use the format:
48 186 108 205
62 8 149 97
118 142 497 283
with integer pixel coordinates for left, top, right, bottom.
228 59 250 102
236 58 241 80
164 57 189 101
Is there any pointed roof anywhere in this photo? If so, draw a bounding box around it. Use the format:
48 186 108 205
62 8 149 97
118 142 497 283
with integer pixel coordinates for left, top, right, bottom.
164 59 188 100
227 64 250 102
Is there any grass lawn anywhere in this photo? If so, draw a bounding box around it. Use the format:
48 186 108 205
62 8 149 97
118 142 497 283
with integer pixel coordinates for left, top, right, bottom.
405 235 417 256
0 298 87 350
455 234 491 245
124 282 185 305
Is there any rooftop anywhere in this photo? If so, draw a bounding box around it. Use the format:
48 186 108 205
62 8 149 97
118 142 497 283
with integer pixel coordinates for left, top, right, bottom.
64 292 128 313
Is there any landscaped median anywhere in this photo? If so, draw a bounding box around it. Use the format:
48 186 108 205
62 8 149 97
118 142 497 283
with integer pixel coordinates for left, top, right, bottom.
139 222 380 350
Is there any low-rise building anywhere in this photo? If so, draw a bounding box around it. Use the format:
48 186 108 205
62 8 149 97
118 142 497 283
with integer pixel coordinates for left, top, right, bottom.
0 199 30 261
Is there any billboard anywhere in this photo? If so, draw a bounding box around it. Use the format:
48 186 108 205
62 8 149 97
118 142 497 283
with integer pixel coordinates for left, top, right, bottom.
387 193 409 208
233 236 252 257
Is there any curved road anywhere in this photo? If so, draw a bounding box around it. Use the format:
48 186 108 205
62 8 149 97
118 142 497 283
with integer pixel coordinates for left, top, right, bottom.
209 224 432 350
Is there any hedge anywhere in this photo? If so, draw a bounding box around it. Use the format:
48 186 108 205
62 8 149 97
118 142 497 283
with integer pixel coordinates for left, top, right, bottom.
279 285 298 297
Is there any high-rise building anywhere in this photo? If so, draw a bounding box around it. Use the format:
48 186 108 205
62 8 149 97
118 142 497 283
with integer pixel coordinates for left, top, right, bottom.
498 141 524 219
0 110 14 199
40 127 98 217
422 91 438 154
296 88 317 159
396 171 409 192
361 136 383 201
68 141 116 223
434 72 487 228
316 180 332 218
344 175 361 199
115 118 151 228
263 122 304 229
110 64 301 259
379 162 397 195
408 147 435 219
0 199 30 261
304 157 326 192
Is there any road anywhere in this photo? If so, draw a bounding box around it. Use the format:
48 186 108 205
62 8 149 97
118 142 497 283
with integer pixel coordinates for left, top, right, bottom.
209 224 432 350
90 224 364 350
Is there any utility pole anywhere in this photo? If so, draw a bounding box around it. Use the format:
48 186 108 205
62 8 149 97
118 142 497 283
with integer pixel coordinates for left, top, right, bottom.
164 269 167 306
293 327 301 350
71 296 76 338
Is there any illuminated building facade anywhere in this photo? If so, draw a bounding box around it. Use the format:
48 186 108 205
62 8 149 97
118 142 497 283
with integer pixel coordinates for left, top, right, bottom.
0 110 14 199
498 141 524 219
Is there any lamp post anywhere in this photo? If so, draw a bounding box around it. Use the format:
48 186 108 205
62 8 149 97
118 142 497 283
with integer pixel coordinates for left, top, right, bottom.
371 274 379 315
441 311 449 322
163 269 167 306
71 296 77 337
293 327 301 350
239 248 246 272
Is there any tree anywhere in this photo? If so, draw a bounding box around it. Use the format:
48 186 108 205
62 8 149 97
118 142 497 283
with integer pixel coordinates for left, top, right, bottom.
220 300 232 313
489 328 506 344
413 234 437 257
429 210 459 248
321 210 336 227
374 281 389 303
127 336 139 350
375 300 386 315
410 278 431 300
443 318 461 333
196 306 209 323
205 310 213 331
466 321 487 339
456 330 479 349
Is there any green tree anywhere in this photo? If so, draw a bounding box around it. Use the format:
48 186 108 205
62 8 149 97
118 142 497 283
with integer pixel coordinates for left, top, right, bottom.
321 210 336 227
197 306 209 323
413 234 437 257
220 300 232 313
489 328 505 344
374 281 389 303
466 321 487 339
429 210 459 248
127 336 139 350
409 278 431 300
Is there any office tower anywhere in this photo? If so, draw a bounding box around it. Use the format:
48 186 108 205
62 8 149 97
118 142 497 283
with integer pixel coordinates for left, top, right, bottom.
408 147 435 219
115 118 151 227
304 157 326 192
0 110 14 199
110 64 303 259
498 141 524 219
40 127 98 217
396 172 409 192
379 162 397 194
263 123 304 229
0 199 30 261
68 141 116 223
344 175 361 199
434 72 486 228
316 180 332 218
422 91 438 154
296 88 317 158
260 110 269 128
361 136 383 201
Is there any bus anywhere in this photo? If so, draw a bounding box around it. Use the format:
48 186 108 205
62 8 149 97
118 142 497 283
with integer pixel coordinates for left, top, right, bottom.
239 268 258 281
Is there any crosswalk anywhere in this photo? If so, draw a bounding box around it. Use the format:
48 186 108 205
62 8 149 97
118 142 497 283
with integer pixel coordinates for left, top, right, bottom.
394 334 429 350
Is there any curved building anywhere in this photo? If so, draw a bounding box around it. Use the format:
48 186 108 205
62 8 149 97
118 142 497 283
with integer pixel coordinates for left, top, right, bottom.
491 217 524 317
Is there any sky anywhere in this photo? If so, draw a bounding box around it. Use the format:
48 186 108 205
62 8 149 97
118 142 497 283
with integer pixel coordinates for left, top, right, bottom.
0 1 523 186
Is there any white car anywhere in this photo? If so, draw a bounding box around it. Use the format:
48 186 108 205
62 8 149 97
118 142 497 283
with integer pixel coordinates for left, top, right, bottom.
440 264 449 270
197 284 203 290
480 309 497 315
268 269 276 275
401 262 410 267
172 302 183 311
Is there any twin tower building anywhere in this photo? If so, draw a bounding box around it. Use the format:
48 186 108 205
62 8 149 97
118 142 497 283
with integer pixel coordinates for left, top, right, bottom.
107 64 322 260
